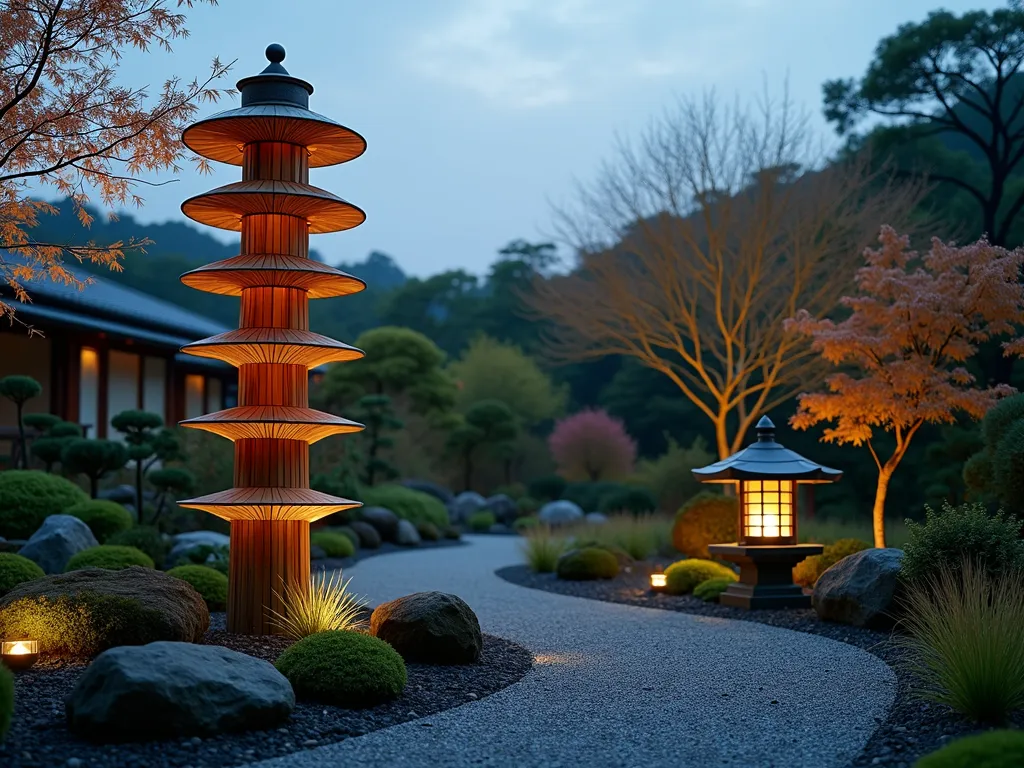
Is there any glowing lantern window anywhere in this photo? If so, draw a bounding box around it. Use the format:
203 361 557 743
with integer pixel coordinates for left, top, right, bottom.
2 639 39 670
741 479 795 544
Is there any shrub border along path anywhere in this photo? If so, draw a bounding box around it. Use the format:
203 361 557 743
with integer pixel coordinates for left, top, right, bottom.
249 536 895 768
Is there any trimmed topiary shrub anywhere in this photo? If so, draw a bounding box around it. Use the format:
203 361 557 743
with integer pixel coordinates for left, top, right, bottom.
106 526 168 565
902 501 1024 586
468 511 496 532
693 576 734 602
275 630 407 707
166 565 228 611
416 521 440 541
332 525 361 550
556 547 619 580
599 487 657 516
310 530 355 559
65 545 155 572
0 664 11 742
664 559 737 595
914 729 1024 768
0 470 89 539
0 553 45 596
793 538 872 589
359 485 449 528
65 500 133 543
672 492 738 559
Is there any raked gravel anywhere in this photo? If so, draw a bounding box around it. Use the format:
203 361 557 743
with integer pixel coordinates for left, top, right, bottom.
246 535 896 768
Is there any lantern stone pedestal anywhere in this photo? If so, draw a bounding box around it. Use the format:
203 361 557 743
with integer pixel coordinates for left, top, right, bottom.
709 543 824 609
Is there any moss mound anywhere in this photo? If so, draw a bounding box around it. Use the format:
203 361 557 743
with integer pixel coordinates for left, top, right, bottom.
65 545 154 572
416 521 441 541
106 526 168 565
275 630 407 708
556 547 620 581
693 577 734 602
0 553 45 596
468 511 496 532
66 500 134 543
442 525 461 540
664 559 737 595
915 730 1024 768
332 526 360 550
166 565 228 611
0 566 209 657
0 665 11 742
672 492 738 559
0 470 88 539
311 530 355 559
360 485 449 528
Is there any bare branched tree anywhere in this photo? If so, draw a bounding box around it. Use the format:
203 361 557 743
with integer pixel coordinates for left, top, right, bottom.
526 87 926 459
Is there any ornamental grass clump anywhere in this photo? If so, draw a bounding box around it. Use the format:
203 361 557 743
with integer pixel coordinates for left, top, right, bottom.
65 545 154 572
664 559 737 595
896 559 1024 724
591 514 671 561
0 553 44 596
269 571 368 640
275 630 406 708
519 527 565 573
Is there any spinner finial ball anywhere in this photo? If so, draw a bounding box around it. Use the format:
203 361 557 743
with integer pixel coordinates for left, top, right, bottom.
266 43 286 63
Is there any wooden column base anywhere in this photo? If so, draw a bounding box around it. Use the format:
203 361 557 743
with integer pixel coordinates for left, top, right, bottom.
228 519 311 635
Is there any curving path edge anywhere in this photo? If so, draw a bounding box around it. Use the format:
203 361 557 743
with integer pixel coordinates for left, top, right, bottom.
247 535 895 768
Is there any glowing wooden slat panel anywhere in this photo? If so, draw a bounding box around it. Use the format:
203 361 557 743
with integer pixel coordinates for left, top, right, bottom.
180 254 365 298
181 328 364 368
181 405 363 442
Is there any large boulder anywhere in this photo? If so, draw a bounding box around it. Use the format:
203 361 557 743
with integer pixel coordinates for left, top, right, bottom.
349 521 382 549
812 548 905 629
167 530 230 568
66 642 293 741
448 491 487 525
485 494 518 525
370 591 482 664
0 566 209 657
18 515 98 574
396 519 421 546
360 506 401 542
401 480 454 505
539 500 585 526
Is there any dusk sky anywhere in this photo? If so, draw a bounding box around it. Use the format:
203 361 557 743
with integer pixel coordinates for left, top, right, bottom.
103 0 1002 277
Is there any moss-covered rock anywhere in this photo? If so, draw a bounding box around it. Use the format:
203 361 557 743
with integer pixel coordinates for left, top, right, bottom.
0 552 45 596
0 664 11 742
0 470 89 539
914 730 1024 768
0 566 209 658
274 630 406 708
66 545 155 572
310 530 355 559
664 559 737 595
66 500 134 543
672 492 738 559
555 547 619 581
370 591 482 664
166 565 228 611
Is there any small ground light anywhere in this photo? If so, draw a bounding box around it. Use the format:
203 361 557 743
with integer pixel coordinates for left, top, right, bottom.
650 573 667 591
2 639 39 670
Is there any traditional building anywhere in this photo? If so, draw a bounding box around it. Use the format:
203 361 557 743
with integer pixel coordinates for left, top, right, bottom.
0 263 237 440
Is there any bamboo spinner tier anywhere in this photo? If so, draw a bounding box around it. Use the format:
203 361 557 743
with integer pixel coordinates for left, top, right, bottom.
177 44 366 635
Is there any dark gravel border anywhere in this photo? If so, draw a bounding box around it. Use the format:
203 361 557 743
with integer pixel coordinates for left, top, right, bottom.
1 609 532 768
497 563 1021 768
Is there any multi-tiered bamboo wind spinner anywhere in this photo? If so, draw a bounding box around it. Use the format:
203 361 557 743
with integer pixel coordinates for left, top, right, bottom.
177 44 366 635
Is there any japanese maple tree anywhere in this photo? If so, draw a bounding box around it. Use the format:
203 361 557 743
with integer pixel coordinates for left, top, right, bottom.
787 226 1024 547
0 0 232 326
549 409 637 482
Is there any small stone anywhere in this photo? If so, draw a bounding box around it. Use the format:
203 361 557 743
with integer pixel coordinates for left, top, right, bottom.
467 692 478 699
408 711 418 718
770 700 779 705
303 740 318 747
67 759 83 768
190 737 202 746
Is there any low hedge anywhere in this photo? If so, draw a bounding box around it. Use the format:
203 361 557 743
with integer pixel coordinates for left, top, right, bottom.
65 545 155 572
166 565 228 611
0 470 88 539
359 485 449 528
664 559 737 595
0 553 45 597
311 530 355 559
914 730 1024 768
556 547 619 581
275 630 407 708
65 500 133 543
332 526 361 550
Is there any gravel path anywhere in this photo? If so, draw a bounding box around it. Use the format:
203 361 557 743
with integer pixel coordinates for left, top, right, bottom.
247 536 895 768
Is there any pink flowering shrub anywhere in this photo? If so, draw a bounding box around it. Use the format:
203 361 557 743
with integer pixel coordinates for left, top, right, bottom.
548 409 637 481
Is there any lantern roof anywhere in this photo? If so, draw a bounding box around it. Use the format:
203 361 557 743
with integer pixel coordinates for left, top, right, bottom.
691 416 842 484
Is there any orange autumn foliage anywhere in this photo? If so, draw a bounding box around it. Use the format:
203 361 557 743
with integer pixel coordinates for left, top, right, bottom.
0 0 233 327
787 226 1024 547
